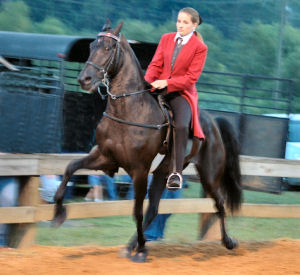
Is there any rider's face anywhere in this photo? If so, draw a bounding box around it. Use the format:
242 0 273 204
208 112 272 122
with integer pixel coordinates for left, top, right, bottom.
176 12 198 37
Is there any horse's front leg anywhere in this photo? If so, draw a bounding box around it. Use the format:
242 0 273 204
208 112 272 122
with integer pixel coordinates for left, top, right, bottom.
52 146 102 227
130 170 148 262
126 155 170 254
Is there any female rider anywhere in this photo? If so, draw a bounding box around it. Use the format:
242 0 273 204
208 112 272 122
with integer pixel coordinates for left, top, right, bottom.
145 7 207 189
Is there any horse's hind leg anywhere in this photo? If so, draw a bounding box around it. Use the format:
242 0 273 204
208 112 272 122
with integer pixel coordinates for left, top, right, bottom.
53 146 102 227
210 190 238 249
195 163 238 250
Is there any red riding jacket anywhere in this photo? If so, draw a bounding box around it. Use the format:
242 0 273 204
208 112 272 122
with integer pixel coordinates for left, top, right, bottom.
145 32 207 139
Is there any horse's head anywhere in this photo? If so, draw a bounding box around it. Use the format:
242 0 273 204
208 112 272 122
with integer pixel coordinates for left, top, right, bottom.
78 20 123 92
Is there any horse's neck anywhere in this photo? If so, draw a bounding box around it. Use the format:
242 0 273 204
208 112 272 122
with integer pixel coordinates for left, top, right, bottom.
107 51 154 113
111 51 145 92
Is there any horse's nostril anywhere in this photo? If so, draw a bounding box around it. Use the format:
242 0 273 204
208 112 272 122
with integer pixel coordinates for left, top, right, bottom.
78 76 92 86
84 76 92 84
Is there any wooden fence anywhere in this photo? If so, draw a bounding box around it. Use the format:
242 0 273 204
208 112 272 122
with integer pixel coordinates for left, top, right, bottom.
0 153 300 248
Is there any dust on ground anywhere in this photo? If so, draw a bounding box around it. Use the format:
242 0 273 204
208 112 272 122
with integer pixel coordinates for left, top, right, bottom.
0 239 299 275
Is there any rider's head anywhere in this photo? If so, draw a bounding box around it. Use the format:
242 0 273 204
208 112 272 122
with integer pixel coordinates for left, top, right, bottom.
177 7 203 40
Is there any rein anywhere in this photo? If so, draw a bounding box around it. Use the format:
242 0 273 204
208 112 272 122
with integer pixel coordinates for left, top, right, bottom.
97 84 152 100
87 32 169 130
103 112 169 130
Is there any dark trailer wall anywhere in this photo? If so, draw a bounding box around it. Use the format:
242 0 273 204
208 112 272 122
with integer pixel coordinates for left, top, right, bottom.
0 31 156 153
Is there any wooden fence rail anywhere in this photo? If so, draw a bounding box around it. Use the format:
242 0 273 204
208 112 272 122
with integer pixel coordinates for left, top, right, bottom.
1 153 300 177
1 199 300 224
0 153 300 248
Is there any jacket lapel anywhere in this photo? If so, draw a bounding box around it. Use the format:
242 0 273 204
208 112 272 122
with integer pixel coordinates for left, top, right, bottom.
172 34 196 72
165 33 177 72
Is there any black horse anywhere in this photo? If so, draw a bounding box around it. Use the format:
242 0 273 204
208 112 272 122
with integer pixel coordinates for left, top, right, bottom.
53 21 242 262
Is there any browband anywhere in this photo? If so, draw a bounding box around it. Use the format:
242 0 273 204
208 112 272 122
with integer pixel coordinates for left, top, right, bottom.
97 32 121 42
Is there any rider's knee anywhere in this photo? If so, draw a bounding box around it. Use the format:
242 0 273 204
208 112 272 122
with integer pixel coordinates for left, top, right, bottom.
174 123 189 133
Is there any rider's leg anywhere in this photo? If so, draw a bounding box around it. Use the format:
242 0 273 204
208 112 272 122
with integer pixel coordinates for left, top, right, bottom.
165 93 191 189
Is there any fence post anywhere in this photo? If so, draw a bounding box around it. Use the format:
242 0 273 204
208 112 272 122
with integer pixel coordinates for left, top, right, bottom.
240 75 247 113
9 176 40 248
287 80 293 114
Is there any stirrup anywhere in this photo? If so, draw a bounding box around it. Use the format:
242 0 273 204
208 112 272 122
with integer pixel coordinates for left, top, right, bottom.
166 172 183 190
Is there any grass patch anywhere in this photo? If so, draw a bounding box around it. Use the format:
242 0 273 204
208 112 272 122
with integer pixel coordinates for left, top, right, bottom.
36 183 300 246
37 217 136 246
227 217 300 241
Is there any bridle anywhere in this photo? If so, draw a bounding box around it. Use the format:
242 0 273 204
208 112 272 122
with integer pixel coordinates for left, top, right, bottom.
85 32 121 100
86 32 152 100
85 31 168 130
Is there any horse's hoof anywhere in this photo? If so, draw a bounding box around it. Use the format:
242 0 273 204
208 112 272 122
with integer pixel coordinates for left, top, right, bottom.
131 250 148 263
119 247 131 258
51 205 67 227
223 236 238 250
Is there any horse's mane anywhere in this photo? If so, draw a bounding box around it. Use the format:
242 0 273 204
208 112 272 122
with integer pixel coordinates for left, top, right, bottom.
119 35 148 86
102 24 146 86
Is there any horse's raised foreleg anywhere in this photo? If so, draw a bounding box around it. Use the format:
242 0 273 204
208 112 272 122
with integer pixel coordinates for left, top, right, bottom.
52 146 102 227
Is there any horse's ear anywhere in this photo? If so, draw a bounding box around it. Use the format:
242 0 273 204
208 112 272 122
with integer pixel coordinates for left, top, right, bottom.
102 18 112 31
113 21 123 36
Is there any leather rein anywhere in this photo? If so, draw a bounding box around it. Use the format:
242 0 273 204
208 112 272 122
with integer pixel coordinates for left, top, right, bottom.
85 32 169 130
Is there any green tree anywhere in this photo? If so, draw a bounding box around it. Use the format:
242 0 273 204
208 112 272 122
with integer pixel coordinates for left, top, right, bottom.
200 23 227 73
230 21 277 76
282 25 300 112
0 1 74 35
282 48 300 112
35 16 73 35
122 19 175 42
0 0 33 32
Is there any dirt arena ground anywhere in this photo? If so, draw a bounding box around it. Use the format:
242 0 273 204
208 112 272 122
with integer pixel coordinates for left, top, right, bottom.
0 239 299 275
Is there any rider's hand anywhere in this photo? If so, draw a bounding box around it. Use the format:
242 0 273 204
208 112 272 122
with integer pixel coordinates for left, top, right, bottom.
151 80 168 89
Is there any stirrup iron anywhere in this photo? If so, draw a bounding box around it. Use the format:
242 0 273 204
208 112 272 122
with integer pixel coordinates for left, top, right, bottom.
166 172 183 190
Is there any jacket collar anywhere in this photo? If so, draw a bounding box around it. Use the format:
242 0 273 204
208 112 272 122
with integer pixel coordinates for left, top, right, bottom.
174 31 194 45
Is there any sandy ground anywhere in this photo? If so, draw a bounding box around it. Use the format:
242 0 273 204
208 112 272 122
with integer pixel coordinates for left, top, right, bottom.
0 239 299 275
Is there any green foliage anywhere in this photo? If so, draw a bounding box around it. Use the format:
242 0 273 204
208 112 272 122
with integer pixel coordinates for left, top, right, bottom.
282 25 300 101
1 0 300 112
0 0 74 34
0 0 33 32
122 20 173 42
34 16 74 35
231 21 278 76
200 23 228 72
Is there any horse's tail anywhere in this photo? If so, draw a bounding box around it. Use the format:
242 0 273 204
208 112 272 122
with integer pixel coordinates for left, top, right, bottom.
215 117 242 213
